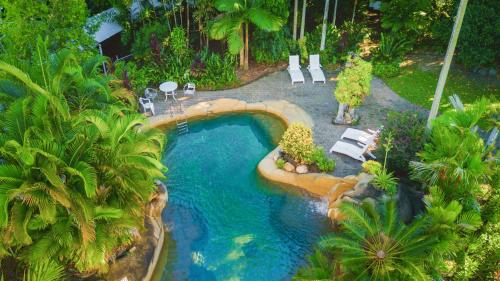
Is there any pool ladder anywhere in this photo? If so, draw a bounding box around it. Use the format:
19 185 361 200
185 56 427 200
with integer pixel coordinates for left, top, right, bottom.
176 119 189 135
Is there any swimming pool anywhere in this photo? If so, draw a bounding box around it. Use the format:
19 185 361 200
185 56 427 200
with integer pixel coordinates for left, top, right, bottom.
158 113 329 281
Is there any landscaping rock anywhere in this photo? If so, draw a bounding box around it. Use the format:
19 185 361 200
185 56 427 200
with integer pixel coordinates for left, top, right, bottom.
489 68 497 77
342 196 360 205
343 173 375 197
296 165 308 174
284 162 295 172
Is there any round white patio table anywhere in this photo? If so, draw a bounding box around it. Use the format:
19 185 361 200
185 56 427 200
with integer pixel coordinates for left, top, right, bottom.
159 81 178 101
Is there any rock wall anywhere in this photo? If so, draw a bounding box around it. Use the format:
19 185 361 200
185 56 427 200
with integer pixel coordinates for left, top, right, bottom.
105 182 168 281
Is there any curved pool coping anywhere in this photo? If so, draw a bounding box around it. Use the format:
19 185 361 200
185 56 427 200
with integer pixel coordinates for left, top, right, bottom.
146 98 359 201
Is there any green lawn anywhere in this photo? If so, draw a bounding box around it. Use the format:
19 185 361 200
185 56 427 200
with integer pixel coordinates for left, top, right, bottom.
383 66 498 110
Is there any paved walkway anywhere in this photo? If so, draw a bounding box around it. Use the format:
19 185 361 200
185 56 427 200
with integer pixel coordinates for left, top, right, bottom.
153 70 422 177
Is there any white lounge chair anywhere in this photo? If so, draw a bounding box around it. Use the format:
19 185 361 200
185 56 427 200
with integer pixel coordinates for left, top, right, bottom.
329 141 374 162
139 97 155 115
307 54 326 84
341 127 383 145
183 83 196 96
288 55 305 85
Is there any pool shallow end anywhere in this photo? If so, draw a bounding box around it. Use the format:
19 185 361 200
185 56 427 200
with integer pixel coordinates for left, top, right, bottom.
147 98 360 204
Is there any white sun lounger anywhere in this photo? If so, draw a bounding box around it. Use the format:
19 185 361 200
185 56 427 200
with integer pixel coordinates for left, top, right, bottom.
307 54 326 84
329 141 374 162
288 55 305 85
341 127 383 145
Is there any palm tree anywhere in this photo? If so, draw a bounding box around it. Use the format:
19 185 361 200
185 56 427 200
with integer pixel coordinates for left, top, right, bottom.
320 0 330 51
0 47 166 274
318 199 438 280
299 0 307 39
410 99 494 208
210 0 283 70
293 0 299 40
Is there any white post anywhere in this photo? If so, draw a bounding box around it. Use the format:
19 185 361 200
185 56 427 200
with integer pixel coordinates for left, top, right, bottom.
293 0 298 40
427 0 468 128
320 0 330 51
98 43 107 75
332 0 338 26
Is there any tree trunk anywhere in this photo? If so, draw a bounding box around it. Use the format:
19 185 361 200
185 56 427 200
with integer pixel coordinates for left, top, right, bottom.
239 28 245 68
351 0 357 23
244 22 249 70
186 1 190 40
332 0 338 26
293 0 299 40
320 0 330 51
427 0 468 128
300 0 307 39
335 103 347 124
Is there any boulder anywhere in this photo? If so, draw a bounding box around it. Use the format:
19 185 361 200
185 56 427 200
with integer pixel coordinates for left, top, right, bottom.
342 196 360 205
296 165 308 174
343 173 375 198
284 162 295 172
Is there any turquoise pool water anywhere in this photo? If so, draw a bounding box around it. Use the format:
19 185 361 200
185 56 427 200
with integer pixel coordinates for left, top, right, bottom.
159 114 329 281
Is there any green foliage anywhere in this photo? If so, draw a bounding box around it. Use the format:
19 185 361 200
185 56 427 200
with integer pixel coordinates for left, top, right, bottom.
279 123 315 164
317 199 441 280
293 249 334 280
251 29 290 63
430 0 500 69
131 22 169 62
372 134 398 195
410 99 496 210
373 33 411 63
0 47 166 274
380 0 432 39
334 57 373 108
0 0 94 59
376 111 426 176
298 38 309 65
23 260 65 281
373 60 401 78
361 160 382 175
310 147 335 173
209 0 283 56
276 159 285 169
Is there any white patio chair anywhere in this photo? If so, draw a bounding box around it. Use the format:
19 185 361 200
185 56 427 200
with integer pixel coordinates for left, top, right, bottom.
139 97 155 115
341 126 383 145
288 55 305 85
183 83 196 96
307 54 326 84
329 141 375 162
144 88 158 100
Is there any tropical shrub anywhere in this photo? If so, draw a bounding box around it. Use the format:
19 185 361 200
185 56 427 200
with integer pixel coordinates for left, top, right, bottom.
372 33 411 63
251 29 290 63
410 99 496 210
318 199 442 280
293 249 334 280
372 134 398 195
0 0 93 59
380 0 433 39
279 123 315 164
131 22 169 63
376 111 426 176
361 160 382 175
430 0 500 69
333 57 373 124
0 48 166 274
310 147 335 173
276 158 285 169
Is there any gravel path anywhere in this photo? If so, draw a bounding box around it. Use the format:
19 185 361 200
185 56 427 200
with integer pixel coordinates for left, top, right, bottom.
153 70 423 177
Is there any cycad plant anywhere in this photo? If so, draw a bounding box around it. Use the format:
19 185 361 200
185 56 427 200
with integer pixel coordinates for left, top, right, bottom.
318 199 438 280
293 249 336 281
209 0 283 70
